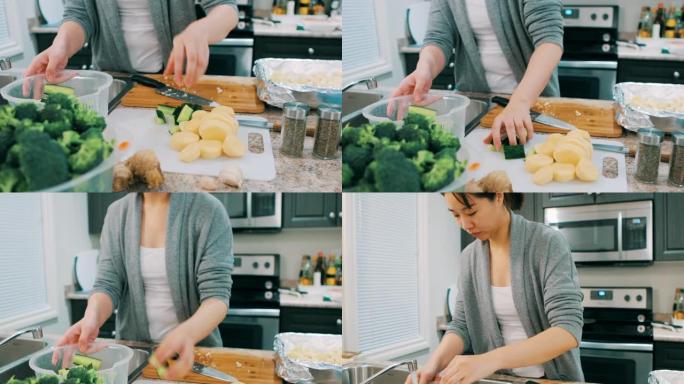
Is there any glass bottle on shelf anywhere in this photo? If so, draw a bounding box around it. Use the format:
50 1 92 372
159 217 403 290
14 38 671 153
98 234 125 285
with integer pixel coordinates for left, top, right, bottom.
639 6 653 38
298 255 313 286
325 253 338 285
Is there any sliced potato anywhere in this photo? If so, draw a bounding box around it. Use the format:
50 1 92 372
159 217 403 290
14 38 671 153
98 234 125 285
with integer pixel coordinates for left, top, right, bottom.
576 158 599 181
199 119 230 141
553 163 576 182
208 113 239 135
181 119 201 134
553 143 584 165
563 137 592 158
567 129 591 142
533 164 554 185
170 131 200 151
534 142 555 157
223 135 247 158
524 154 554 173
547 133 565 146
212 105 236 117
179 142 201 162
199 140 223 159
192 110 210 122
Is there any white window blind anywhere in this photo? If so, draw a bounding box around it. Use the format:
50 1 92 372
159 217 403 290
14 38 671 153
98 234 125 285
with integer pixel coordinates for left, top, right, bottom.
348 194 421 353
0 1 11 46
342 0 391 80
0 194 53 328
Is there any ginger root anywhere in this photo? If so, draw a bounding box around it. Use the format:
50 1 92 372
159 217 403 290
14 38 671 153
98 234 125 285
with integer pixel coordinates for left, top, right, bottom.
112 149 164 191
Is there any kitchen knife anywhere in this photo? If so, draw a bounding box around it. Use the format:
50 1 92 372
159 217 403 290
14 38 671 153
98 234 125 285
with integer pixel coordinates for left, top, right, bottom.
491 96 577 131
131 74 273 129
191 362 239 383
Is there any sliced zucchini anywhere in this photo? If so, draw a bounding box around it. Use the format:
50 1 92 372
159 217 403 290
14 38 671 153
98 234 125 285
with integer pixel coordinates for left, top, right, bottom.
503 144 526 160
73 354 102 370
44 84 75 95
176 104 196 123
408 105 437 118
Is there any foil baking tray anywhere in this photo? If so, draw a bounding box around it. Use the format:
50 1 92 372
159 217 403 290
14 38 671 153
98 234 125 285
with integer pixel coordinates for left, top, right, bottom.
614 82 684 133
253 58 342 109
274 333 351 383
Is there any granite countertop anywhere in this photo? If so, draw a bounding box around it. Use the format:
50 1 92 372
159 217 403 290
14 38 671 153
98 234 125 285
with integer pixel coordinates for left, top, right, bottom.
254 22 341 38
654 327 684 342
618 38 684 62
279 287 343 309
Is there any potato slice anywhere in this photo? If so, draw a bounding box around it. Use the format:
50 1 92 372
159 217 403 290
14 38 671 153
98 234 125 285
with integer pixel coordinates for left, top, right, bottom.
199 140 223 159
212 105 236 117
181 119 201 134
179 142 201 162
553 163 576 182
524 154 554 173
567 129 591 142
534 143 555 157
199 119 230 141
223 135 247 158
170 131 200 151
192 110 210 122
547 133 565 146
563 137 592 158
576 158 599 181
533 164 554 185
208 113 239 135
553 143 584 165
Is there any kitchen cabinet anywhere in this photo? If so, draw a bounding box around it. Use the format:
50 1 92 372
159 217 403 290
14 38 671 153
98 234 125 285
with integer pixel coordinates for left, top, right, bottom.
654 341 684 370
253 36 342 62
404 51 456 90
35 33 93 70
618 59 684 84
279 307 342 334
654 194 684 261
87 193 128 234
69 298 117 339
282 193 341 228
541 193 654 208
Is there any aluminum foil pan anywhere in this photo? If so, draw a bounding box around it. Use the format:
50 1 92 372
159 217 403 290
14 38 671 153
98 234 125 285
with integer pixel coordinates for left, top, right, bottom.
614 82 684 133
649 370 684 384
253 58 342 109
274 333 351 383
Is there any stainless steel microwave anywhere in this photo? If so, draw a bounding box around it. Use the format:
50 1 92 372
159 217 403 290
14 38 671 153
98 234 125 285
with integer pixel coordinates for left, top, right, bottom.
222 193 282 231
544 200 653 265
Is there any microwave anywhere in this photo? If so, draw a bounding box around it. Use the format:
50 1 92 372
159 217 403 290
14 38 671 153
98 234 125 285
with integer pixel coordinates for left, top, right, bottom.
220 193 282 231
544 200 653 265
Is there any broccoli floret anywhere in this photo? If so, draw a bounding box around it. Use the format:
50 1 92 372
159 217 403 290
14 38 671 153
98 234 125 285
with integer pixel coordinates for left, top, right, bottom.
341 124 361 147
363 160 378 184
412 150 436 173
435 146 457 161
36 375 60 384
357 124 379 148
373 121 397 140
429 128 460 153
0 127 14 162
73 105 106 133
342 163 354 188
17 130 69 191
5 143 21 167
14 119 44 139
373 148 421 192
14 103 41 121
403 112 432 132
396 123 422 142
44 120 72 140
347 181 377 192
5 377 30 384
68 137 106 174
44 92 77 111
80 128 104 141
343 144 373 176
373 137 401 154
58 130 83 154
63 379 80 384
0 167 22 192
41 103 73 124
421 156 456 192
399 138 428 158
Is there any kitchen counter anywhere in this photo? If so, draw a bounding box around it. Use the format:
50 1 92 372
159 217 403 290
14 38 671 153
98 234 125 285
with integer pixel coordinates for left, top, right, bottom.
655 327 684 343
279 287 343 309
254 22 341 38
618 39 684 62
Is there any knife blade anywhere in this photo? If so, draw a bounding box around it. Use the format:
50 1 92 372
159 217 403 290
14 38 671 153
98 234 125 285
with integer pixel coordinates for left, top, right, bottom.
192 362 239 383
131 74 273 129
491 96 577 131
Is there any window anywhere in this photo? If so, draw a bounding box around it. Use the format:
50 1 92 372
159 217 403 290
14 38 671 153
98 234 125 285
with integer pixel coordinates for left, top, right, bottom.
0 0 23 58
342 0 393 83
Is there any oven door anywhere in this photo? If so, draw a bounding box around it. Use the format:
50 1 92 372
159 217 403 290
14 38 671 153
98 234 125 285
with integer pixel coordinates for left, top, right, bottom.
218 308 280 350
558 61 617 100
580 341 653 384
207 39 254 77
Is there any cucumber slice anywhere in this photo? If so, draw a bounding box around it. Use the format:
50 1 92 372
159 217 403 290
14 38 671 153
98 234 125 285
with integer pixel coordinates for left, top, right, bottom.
73 354 102 370
176 104 195 123
44 84 75 95
503 144 526 160
408 105 437 118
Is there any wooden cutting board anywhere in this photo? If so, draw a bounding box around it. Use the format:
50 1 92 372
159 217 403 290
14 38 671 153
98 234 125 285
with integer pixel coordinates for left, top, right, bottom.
121 75 265 114
480 97 622 138
141 348 281 384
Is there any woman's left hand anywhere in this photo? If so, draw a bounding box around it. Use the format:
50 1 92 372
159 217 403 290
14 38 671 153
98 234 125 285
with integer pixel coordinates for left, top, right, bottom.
164 24 210 88
484 99 534 150
153 326 196 380
438 354 500 384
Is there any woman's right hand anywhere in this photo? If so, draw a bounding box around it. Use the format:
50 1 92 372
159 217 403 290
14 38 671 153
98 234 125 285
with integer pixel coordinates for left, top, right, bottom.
392 67 433 102
54 315 100 353
405 364 439 384
25 44 75 83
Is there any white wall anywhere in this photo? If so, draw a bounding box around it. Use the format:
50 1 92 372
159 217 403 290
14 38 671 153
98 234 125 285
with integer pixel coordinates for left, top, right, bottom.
9 0 39 68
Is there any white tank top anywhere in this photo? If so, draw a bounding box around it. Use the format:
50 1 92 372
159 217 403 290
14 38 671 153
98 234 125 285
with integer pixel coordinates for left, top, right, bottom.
464 0 519 94
140 247 179 342
491 285 545 378
117 0 164 73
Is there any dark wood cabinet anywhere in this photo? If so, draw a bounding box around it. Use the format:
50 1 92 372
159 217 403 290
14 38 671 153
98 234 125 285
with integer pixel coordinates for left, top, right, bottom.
654 341 684 370
282 193 341 228
655 194 684 261
280 306 342 334
253 36 342 63
404 51 456 90
87 193 128 234
618 59 684 84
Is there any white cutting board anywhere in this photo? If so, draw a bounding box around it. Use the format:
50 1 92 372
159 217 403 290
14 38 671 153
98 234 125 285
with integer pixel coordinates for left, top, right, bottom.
107 108 276 181
463 129 628 192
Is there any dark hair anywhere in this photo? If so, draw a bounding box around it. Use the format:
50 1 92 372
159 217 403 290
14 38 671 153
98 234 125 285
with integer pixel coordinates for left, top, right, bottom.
442 193 524 211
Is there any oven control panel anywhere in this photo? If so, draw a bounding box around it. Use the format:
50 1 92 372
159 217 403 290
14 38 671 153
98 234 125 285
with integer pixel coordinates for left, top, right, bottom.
582 287 652 310
233 253 279 276
563 6 617 29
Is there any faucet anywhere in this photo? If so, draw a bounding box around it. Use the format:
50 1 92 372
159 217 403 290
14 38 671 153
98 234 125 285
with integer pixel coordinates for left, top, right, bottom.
0 57 12 71
343 77 378 92
0 326 43 349
360 359 418 384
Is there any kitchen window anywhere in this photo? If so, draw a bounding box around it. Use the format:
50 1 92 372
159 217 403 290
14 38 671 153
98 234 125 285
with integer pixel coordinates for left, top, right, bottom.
0 194 59 330
342 193 432 361
0 0 24 58
342 0 393 83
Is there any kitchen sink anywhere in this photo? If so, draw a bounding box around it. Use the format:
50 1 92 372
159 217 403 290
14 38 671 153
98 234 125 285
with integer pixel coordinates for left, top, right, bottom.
0 359 34 382
0 339 48 367
346 364 408 384
343 91 384 117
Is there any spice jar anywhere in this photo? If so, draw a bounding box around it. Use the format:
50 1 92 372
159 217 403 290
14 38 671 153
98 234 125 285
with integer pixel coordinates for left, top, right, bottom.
280 102 309 158
313 105 341 159
668 130 684 187
635 128 663 183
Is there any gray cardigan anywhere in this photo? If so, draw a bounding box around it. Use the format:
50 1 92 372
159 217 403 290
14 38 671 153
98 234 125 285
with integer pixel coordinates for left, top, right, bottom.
423 0 564 96
63 0 238 72
447 212 584 381
92 193 234 347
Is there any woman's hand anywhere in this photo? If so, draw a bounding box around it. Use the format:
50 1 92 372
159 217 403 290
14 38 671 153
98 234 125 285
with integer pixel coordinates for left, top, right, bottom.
484 98 534 150
153 326 196 380
392 66 434 103
164 24 210 88
24 44 76 84
405 363 439 384
438 354 500 384
52 315 100 365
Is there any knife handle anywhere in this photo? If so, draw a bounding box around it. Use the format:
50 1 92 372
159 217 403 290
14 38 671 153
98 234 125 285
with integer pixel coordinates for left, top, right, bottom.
131 74 167 89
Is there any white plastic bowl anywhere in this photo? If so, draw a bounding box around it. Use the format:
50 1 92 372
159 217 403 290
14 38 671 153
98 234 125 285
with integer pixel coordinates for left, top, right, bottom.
29 344 133 384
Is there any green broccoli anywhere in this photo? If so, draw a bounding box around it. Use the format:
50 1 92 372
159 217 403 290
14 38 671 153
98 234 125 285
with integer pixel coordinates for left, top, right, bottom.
0 127 14 162
341 124 361 147
363 160 378 184
73 105 106 133
421 156 456 192
14 119 44 139
399 137 428 158
36 375 60 384
44 120 72 140
435 146 457 161
44 92 77 111
347 181 376 192
17 130 70 191
69 137 107 174
64 365 103 384
58 131 83 154
373 148 421 192
357 124 379 148
80 128 104 141
0 167 22 192
412 150 435 173
429 127 460 153
4 377 30 384
13 103 40 121
41 103 73 124
343 144 373 177
373 121 397 140
342 163 354 188
403 112 432 132
5 143 21 167
396 123 422 142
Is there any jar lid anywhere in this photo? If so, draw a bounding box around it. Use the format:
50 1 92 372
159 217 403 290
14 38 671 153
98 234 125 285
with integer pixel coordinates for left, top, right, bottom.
318 104 341 120
283 102 310 119
637 128 663 145
673 130 684 146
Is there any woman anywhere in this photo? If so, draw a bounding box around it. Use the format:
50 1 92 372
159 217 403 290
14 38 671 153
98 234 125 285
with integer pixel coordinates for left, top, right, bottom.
55 193 233 380
26 1 239 87
393 0 564 150
408 193 583 384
